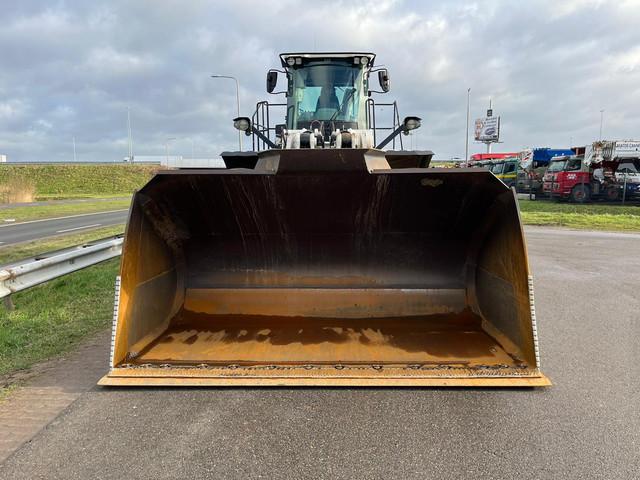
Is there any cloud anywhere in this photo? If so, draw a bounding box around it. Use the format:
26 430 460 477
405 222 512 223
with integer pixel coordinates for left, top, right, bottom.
0 0 639 161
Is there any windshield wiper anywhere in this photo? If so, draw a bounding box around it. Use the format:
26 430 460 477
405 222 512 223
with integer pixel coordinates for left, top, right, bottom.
328 87 356 123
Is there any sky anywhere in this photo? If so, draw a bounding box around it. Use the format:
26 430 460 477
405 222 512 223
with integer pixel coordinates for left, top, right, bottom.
1 0 639 162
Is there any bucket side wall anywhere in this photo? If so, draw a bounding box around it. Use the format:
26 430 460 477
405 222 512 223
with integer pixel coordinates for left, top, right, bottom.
113 195 183 365
472 191 536 366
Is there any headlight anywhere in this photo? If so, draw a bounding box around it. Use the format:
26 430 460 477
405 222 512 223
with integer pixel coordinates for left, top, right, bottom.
233 117 251 132
403 116 422 131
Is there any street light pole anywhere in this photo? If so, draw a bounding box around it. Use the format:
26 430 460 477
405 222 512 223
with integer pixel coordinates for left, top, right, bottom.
486 98 492 154
127 106 133 162
599 109 604 141
211 75 242 151
465 88 470 163
165 137 176 166
72 136 77 162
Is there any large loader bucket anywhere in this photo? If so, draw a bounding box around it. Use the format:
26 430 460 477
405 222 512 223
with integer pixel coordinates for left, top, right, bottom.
100 149 549 387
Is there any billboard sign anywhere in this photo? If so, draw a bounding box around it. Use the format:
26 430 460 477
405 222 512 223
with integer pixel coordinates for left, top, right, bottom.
474 116 500 142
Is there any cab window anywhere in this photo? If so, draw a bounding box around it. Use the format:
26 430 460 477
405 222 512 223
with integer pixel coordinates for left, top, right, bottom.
566 158 582 171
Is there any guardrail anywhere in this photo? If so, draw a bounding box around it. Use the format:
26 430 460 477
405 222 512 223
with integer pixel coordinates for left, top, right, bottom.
0 236 123 303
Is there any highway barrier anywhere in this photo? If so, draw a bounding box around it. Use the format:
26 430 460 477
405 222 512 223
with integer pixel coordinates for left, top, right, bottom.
0 236 123 301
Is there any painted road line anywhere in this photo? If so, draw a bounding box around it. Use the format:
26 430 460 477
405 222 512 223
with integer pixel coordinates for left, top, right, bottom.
0 209 129 228
56 223 102 234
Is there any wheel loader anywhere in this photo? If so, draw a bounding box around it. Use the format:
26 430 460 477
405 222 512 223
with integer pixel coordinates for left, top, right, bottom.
99 53 550 386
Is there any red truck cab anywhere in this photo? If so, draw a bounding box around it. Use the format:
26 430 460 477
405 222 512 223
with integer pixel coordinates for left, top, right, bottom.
543 155 619 202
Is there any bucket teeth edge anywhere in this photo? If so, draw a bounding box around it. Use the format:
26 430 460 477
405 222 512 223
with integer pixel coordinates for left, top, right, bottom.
109 275 121 369
528 275 541 369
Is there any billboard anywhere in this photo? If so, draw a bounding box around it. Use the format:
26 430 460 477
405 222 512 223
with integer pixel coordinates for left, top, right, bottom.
474 116 500 142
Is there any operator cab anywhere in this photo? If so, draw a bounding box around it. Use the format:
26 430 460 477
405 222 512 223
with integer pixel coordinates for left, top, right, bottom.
280 53 375 137
231 52 423 152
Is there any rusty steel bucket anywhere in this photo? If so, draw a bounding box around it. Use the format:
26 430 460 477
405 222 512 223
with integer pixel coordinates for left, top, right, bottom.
99 149 550 386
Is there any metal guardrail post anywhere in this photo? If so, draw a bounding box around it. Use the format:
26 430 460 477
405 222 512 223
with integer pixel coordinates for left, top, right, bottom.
3 295 14 310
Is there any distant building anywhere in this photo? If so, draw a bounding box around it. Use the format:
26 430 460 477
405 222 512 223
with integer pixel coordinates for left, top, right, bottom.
128 155 225 168
125 155 178 164
0 154 7 163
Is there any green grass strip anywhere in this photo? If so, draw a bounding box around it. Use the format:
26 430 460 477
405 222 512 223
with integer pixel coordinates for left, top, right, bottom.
0 259 119 378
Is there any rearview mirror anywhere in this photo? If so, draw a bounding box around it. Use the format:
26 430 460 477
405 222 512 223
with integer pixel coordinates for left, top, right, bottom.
266 70 278 93
378 69 390 93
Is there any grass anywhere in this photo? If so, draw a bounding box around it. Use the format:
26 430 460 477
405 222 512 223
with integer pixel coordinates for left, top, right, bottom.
0 224 124 265
519 199 640 231
0 259 119 378
0 197 131 223
0 383 18 401
0 164 158 200
0 177 36 203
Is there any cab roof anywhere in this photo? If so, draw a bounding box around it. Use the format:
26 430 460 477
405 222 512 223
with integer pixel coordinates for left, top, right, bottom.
279 52 376 68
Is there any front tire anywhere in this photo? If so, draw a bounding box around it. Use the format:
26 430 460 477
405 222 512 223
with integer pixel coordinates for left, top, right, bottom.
570 184 590 203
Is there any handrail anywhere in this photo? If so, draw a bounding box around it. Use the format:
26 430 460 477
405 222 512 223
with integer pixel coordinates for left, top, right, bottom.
367 99 403 150
250 99 405 151
251 101 286 151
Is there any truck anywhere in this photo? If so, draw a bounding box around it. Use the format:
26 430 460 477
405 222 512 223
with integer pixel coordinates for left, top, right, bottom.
542 141 640 202
616 161 640 200
469 152 519 162
488 157 519 188
517 148 574 195
467 157 518 189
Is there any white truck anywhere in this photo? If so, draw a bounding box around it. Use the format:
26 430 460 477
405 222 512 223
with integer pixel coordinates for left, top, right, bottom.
588 140 640 195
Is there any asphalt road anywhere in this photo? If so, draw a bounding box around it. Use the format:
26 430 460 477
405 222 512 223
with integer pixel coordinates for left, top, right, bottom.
1 227 638 479
0 209 128 245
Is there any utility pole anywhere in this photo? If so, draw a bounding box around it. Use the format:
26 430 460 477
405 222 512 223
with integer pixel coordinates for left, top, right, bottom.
165 137 176 166
465 88 471 163
599 109 604 141
127 106 133 162
73 136 77 162
486 99 493 154
211 75 242 151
